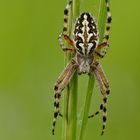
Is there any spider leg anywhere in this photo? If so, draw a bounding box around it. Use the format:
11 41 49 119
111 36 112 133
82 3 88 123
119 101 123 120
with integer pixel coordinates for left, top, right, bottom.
90 62 110 135
88 110 100 118
52 59 78 135
58 33 75 52
94 69 108 136
88 63 110 118
96 63 110 91
58 0 75 52
59 112 63 117
95 0 112 58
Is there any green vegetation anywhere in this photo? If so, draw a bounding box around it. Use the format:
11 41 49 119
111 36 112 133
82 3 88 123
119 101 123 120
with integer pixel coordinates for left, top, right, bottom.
0 0 140 140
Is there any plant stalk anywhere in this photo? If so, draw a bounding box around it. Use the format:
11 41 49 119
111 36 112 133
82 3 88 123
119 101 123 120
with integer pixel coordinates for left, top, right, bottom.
63 0 80 140
67 0 80 139
79 0 109 140
79 75 95 140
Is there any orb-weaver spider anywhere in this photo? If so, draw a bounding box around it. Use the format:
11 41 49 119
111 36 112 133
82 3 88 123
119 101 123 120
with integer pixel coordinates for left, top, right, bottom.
52 0 112 135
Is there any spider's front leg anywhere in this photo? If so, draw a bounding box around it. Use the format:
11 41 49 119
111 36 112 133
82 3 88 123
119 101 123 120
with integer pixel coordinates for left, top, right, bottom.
90 62 110 135
95 0 112 58
52 59 78 135
58 0 75 53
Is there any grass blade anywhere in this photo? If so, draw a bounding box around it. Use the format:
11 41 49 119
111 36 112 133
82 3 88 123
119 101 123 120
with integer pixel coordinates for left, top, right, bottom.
63 0 80 140
79 0 109 139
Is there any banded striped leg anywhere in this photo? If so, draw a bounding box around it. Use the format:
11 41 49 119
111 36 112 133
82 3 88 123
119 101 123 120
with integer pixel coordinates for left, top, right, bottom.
95 0 112 58
88 63 110 118
90 63 110 135
58 0 75 52
96 63 110 91
88 61 106 117
52 59 78 135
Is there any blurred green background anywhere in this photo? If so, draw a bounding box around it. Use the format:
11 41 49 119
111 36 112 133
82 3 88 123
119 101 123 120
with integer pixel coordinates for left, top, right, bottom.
0 0 140 140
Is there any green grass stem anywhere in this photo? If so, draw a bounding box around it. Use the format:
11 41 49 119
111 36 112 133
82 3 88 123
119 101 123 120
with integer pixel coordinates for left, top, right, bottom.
63 0 109 140
79 75 95 140
79 0 109 140
63 0 80 140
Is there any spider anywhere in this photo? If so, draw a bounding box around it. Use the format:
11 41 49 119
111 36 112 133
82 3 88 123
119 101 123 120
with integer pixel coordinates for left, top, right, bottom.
52 0 112 136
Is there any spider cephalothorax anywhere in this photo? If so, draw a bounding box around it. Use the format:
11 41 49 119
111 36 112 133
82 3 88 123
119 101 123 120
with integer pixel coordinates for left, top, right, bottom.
52 0 112 136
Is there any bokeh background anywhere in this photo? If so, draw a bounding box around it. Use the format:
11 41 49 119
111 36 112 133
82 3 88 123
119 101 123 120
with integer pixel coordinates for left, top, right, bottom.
0 0 140 140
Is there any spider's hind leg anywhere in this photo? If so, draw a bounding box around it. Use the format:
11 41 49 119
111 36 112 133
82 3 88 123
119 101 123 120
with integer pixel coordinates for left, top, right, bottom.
52 59 78 135
88 104 103 118
88 63 110 119
90 62 110 135
96 63 110 91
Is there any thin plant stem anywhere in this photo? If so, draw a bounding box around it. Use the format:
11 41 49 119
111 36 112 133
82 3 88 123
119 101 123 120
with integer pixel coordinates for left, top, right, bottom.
62 83 69 140
98 0 108 42
67 0 80 140
79 0 109 140
79 75 95 140
73 0 80 20
62 0 72 138
63 0 110 140
63 0 80 140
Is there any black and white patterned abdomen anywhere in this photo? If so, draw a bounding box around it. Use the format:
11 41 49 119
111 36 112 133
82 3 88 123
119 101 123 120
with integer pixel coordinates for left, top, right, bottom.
73 12 99 56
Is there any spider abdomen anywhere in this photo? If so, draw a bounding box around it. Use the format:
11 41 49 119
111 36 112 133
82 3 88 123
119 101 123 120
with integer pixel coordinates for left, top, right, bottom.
73 12 99 56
